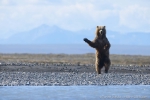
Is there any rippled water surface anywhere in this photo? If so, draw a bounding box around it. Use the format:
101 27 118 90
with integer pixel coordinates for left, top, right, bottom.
0 85 150 100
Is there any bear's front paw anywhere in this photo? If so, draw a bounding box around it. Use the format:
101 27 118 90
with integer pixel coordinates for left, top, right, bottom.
83 38 88 42
104 45 107 50
104 44 108 50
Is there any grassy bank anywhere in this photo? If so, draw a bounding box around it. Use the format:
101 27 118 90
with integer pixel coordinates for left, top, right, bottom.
0 53 150 65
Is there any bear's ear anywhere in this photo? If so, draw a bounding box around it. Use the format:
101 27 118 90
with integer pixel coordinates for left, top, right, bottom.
97 26 99 28
103 26 106 29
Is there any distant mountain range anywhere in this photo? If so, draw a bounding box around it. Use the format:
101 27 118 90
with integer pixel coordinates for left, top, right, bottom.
1 24 150 45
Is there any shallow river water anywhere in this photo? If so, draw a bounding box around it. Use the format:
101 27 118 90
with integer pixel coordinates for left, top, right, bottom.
0 85 150 100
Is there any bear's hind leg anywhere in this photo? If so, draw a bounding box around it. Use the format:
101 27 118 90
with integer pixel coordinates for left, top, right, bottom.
95 62 102 74
96 66 101 74
104 65 109 73
104 58 111 73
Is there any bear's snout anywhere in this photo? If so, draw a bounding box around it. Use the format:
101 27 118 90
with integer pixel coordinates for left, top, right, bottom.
99 30 103 35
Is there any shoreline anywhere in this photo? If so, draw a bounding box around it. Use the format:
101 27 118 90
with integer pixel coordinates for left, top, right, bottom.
0 54 150 86
0 63 150 86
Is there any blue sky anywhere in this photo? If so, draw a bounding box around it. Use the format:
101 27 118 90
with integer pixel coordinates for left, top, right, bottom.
0 0 150 39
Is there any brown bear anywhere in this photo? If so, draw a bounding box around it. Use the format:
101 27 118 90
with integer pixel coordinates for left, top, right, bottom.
83 26 111 74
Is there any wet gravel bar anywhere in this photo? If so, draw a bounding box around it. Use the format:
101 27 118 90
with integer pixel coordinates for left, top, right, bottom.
0 62 150 86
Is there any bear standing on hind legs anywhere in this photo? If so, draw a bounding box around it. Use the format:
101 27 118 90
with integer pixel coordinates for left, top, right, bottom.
83 26 111 74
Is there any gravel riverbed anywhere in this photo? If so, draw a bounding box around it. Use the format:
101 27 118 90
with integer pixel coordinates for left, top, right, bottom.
0 63 150 86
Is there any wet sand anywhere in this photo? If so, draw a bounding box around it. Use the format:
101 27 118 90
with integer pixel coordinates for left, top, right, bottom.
0 62 150 74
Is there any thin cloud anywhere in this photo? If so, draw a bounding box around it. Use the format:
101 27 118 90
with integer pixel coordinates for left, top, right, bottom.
119 5 150 31
0 0 150 38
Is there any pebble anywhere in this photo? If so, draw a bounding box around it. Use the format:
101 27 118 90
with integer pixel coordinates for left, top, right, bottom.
0 62 150 86
0 72 149 86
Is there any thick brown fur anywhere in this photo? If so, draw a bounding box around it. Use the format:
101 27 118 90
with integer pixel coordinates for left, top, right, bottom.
84 26 111 74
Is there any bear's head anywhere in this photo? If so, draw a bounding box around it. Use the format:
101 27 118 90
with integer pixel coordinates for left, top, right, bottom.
95 26 106 39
